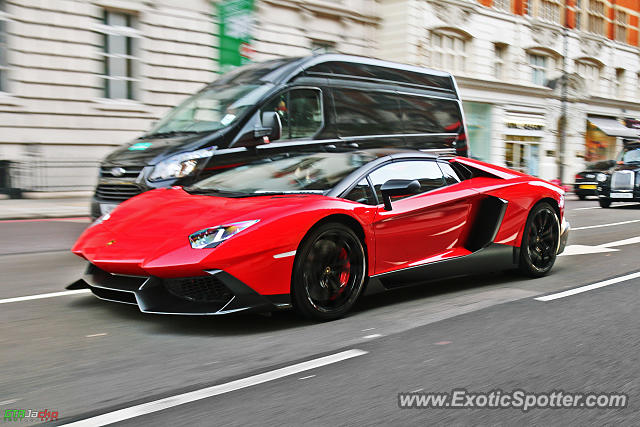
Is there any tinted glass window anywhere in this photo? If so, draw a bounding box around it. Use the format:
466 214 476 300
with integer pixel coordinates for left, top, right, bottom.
438 162 461 185
333 89 403 137
368 160 445 202
307 61 454 91
262 89 323 140
344 178 376 205
398 94 462 134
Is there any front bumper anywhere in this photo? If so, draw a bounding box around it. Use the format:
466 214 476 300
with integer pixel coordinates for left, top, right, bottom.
67 263 290 315
557 218 570 255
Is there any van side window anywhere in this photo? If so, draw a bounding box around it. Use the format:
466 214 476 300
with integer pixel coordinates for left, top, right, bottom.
262 89 323 140
368 160 446 203
397 94 462 134
332 89 403 137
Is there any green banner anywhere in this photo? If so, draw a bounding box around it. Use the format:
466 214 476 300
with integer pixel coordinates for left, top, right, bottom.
218 0 255 72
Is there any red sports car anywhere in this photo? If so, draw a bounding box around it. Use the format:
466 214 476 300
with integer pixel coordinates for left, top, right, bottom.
70 150 570 320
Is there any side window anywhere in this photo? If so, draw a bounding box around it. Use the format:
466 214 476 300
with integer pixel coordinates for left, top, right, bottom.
343 178 376 205
262 89 322 140
332 89 403 137
368 160 446 203
438 162 461 185
397 94 462 134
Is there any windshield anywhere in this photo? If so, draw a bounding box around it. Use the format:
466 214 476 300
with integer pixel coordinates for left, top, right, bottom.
188 152 379 195
619 147 640 163
147 83 272 136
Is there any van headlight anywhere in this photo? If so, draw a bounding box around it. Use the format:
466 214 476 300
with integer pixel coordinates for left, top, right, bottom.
149 148 214 181
596 173 607 182
188 220 259 249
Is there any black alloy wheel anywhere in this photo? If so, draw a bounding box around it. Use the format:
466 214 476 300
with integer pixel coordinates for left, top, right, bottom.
519 202 560 277
292 222 366 320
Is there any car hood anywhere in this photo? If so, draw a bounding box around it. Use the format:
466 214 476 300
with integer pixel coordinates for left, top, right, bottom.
612 164 640 172
72 188 327 274
101 132 222 166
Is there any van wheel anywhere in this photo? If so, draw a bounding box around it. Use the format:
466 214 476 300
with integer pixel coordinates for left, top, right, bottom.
291 223 366 321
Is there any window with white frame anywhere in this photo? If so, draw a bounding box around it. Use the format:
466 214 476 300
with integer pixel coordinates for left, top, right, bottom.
494 44 507 80
0 0 8 93
615 9 628 43
576 60 601 96
431 31 468 74
493 0 510 12
538 0 561 23
529 54 547 86
524 0 532 16
101 10 138 100
575 0 583 30
614 68 625 98
587 0 606 36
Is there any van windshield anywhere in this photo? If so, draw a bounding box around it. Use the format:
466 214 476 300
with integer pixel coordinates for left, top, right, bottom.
146 83 272 136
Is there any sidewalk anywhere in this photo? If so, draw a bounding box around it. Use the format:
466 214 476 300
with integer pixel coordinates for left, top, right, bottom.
0 194 91 220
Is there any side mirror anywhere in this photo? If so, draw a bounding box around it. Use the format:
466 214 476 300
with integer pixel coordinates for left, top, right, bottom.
380 179 420 211
254 112 282 143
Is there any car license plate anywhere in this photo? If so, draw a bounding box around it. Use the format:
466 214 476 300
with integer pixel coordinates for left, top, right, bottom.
579 184 597 190
610 193 634 199
100 203 119 215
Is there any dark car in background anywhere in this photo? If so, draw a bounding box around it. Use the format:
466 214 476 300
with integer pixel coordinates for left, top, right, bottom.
92 54 469 219
574 160 616 200
596 142 640 207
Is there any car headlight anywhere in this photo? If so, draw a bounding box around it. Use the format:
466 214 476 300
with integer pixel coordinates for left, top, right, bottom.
596 173 607 182
188 220 259 249
149 148 214 181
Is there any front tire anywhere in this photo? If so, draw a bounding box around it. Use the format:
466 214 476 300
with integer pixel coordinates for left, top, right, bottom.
577 194 587 201
599 198 611 208
291 222 366 321
519 202 560 278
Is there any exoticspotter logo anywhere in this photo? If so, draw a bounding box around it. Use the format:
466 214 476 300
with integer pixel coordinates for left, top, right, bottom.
3 409 59 422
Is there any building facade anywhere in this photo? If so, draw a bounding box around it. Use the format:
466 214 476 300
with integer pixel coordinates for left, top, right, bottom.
377 0 640 182
0 0 218 192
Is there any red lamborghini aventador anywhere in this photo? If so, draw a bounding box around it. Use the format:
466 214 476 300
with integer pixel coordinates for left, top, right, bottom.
70 150 570 320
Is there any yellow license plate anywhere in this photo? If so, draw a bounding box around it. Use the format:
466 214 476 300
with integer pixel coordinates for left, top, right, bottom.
579 184 597 190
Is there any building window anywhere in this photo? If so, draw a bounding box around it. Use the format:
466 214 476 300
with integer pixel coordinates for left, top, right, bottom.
494 44 506 80
529 54 547 85
587 0 606 36
539 0 561 23
505 136 541 176
615 9 627 43
0 0 8 92
576 60 601 96
102 10 137 100
524 0 532 16
614 68 625 98
637 73 640 101
431 31 468 74
310 40 335 54
575 0 583 29
493 0 510 12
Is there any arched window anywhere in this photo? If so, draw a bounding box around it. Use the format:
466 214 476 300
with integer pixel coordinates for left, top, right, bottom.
430 29 471 74
575 58 603 96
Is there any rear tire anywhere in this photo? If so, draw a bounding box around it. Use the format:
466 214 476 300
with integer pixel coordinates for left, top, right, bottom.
577 194 586 201
599 198 611 208
291 222 366 321
518 202 560 278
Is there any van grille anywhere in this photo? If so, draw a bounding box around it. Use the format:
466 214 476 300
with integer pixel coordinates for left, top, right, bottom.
95 184 142 202
100 166 144 179
611 171 634 190
164 276 234 303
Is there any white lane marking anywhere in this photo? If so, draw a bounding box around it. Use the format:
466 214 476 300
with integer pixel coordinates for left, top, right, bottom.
560 235 640 256
535 271 640 301
0 399 20 406
0 289 90 305
573 219 640 230
361 327 376 332
298 375 316 380
572 206 601 211
273 250 296 259
363 334 382 339
86 333 107 338
61 349 368 427
411 388 424 393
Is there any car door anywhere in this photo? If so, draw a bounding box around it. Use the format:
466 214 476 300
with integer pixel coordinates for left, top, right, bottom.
369 159 476 276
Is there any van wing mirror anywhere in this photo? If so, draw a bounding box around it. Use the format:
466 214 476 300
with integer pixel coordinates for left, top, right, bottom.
380 179 420 211
254 112 282 143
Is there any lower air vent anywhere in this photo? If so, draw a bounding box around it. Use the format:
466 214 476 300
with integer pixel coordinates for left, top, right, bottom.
164 276 233 303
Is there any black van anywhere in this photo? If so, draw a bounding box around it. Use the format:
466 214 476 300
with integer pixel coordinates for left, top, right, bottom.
93 54 469 218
